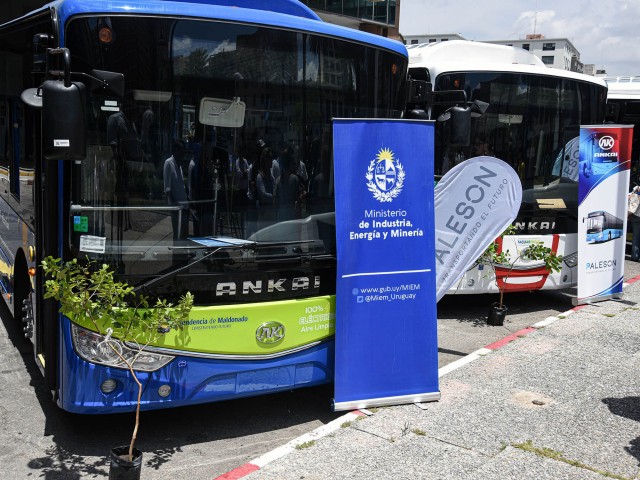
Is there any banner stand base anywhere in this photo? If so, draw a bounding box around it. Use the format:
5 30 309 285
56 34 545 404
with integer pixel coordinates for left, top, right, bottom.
332 391 441 412
572 292 624 306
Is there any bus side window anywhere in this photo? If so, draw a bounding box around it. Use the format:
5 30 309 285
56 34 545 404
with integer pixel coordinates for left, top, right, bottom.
0 49 23 201
0 101 9 195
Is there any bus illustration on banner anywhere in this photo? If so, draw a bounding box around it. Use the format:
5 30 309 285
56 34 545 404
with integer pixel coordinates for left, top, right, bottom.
585 210 624 244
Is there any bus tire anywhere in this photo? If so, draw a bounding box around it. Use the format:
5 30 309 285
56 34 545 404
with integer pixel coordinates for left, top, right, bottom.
13 252 33 341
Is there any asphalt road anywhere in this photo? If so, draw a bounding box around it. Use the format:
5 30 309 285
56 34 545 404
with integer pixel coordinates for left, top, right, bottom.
1 258 639 479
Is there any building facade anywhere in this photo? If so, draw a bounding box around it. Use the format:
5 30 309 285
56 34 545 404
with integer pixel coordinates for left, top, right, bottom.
301 0 401 39
485 35 582 72
403 33 466 46
403 33 586 73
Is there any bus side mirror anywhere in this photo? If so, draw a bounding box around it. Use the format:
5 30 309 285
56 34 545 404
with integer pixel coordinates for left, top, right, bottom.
404 109 429 120
406 79 432 106
90 69 124 98
449 106 471 146
436 99 489 147
605 102 620 122
42 80 87 161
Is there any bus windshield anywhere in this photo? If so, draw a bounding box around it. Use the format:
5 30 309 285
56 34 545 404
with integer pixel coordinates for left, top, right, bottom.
587 215 603 234
433 71 606 234
65 16 406 300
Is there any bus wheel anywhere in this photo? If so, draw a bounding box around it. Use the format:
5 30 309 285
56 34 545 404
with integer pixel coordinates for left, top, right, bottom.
13 256 33 341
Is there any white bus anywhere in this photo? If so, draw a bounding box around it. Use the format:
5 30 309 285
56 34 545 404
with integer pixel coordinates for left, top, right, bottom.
408 40 608 294
605 76 640 185
604 76 640 247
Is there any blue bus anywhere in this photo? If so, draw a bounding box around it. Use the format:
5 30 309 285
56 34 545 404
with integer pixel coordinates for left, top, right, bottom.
585 211 624 243
1 0 413 413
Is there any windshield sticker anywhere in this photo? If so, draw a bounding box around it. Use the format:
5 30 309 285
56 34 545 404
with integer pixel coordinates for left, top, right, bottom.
79 235 106 254
73 216 89 232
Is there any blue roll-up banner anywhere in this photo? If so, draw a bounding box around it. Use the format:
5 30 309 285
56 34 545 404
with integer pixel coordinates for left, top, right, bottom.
576 125 633 305
332 119 439 411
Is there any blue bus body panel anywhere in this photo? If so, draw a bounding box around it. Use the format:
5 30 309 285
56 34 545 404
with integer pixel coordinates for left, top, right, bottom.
32 0 406 57
59 316 334 414
586 229 623 244
164 0 321 20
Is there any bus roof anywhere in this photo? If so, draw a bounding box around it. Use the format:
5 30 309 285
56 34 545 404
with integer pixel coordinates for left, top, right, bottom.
15 0 407 57
160 0 321 20
409 40 606 87
605 77 640 99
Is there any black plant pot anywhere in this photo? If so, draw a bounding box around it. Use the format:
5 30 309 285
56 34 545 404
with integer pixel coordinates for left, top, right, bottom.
109 446 142 480
487 302 507 326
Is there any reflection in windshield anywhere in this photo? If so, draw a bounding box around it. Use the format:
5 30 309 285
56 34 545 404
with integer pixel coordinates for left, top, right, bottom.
65 15 405 297
432 71 605 234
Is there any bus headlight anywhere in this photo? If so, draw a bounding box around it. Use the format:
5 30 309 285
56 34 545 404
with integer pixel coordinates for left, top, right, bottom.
71 323 174 372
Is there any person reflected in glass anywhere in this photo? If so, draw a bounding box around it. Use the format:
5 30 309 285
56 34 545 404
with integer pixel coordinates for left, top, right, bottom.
234 145 251 235
255 147 276 230
187 140 203 236
163 140 189 241
474 135 494 157
140 108 161 172
275 145 305 221
309 153 331 215
106 106 141 230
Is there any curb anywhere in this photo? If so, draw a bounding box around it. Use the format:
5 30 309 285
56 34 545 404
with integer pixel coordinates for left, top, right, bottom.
213 273 640 480
215 411 365 479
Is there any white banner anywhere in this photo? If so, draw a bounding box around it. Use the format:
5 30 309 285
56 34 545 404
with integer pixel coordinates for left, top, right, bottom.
576 125 633 304
434 156 523 301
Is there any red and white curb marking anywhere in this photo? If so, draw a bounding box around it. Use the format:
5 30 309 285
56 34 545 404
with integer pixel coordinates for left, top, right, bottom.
215 274 640 479
215 410 366 479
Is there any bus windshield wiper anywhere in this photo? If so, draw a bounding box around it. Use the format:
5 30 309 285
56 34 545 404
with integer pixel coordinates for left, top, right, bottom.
133 242 247 294
169 238 314 251
133 238 316 294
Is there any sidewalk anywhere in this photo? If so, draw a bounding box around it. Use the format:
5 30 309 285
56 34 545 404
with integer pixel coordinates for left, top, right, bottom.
225 277 640 480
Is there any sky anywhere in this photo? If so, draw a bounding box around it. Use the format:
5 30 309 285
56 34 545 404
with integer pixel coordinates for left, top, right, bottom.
399 0 640 77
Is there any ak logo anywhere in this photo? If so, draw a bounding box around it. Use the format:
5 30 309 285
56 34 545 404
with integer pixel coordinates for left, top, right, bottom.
598 135 615 150
365 147 405 202
256 321 285 344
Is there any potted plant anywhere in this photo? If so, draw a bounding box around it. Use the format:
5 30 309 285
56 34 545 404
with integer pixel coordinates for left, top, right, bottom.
477 226 563 326
41 257 193 479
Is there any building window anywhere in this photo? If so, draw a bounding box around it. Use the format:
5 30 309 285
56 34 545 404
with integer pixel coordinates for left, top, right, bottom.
411 39 419 45
306 0 396 26
429 38 436 43
522 43 530 51
306 0 325 9
441 38 448 42
326 0 342 14
543 42 556 51
541 55 554 65
343 0 357 16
